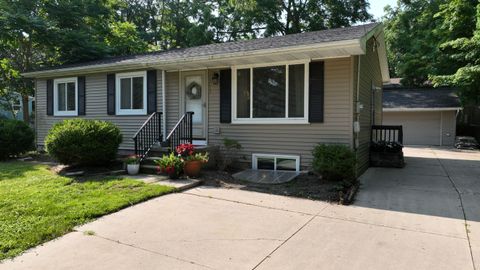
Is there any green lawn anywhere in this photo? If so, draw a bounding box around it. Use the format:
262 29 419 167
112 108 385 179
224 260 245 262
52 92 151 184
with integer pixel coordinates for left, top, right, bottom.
0 161 175 260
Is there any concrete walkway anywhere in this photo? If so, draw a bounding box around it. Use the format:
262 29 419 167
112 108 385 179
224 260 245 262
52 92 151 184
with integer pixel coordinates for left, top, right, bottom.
1 147 479 270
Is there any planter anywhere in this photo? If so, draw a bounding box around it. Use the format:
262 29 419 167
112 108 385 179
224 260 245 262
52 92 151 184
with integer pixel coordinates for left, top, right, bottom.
168 170 181 179
184 160 203 178
127 164 140 175
370 151 405 168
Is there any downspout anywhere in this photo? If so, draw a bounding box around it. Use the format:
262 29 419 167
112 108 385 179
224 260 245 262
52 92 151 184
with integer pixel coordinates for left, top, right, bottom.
355 55 362 176
162 70 166 141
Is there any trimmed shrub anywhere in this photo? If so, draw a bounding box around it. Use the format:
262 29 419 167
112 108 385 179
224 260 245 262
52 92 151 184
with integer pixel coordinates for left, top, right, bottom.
45 119 122 165
0 119 34 160
312 144 356 182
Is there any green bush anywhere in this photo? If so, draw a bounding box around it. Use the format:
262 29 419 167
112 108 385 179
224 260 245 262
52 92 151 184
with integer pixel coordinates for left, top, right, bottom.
45 119 122 165
0 119 34 160
312 144 356 182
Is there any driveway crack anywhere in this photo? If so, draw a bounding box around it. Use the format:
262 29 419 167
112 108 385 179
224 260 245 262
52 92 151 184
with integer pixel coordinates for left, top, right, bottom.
251 215 317 269
433 149 477 270
84 233 216 270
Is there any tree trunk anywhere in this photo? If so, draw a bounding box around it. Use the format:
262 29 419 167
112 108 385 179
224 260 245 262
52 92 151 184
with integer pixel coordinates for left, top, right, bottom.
22 95 29 123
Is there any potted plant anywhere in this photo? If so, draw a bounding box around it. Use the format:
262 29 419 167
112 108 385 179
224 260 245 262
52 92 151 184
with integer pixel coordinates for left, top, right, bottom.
175 143 209 178
125 155 141 175
154 152 184 179
184 152 209 178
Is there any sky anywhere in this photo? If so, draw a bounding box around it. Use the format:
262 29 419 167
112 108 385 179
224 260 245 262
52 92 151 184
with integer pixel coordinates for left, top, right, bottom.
368 0 398 19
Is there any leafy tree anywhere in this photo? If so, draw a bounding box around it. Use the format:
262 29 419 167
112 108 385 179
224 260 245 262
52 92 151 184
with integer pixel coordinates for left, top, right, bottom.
105 21 150 55
384 0 479 104
431 3 480 105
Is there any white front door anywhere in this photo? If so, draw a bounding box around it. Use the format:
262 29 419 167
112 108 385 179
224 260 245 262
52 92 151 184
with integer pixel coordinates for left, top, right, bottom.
181 70 207 140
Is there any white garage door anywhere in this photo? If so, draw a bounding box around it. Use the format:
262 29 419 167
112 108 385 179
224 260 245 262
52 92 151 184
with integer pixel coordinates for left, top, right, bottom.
383 111 441 145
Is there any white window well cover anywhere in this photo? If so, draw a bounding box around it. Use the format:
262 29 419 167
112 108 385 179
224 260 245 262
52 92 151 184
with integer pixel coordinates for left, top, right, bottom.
252 154 300 172
54 77 77 116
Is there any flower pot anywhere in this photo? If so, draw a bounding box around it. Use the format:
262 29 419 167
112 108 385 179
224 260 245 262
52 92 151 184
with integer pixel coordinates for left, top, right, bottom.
184 160 203 178
127 164 140 175
168 171 181 179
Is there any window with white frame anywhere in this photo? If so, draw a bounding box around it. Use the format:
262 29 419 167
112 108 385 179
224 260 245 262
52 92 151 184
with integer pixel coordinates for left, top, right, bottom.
116 71 147 115
252 154 300 172
233 62 309 124
54 77 77 116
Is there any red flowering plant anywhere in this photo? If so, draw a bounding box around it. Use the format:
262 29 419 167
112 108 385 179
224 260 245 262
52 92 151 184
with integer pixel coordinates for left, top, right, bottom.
153 152 183 179
175 143 209 163
176 143 195 158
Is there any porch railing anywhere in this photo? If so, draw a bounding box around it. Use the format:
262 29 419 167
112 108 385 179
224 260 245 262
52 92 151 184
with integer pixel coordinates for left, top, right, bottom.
165 112 194 151
133 112 162 161
371 125 403 144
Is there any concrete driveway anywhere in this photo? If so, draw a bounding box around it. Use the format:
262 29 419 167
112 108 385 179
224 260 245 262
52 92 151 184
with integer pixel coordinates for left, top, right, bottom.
1 147 479 270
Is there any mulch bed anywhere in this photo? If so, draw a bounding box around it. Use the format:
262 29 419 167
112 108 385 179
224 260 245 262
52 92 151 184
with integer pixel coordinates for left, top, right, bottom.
199 170 358 204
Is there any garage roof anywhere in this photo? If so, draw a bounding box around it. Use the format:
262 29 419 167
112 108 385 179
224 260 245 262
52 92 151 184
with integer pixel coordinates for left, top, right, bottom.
383 87 461 111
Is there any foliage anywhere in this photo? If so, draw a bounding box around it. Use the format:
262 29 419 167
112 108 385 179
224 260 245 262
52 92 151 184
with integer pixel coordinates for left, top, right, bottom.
370 141 403 153
105 21 150 56
430 4 480 105
186 152 209 163
154 152 183 178
44 119 122 166
125 155 140 165
0 161 174 260
0 119 34 160
384 0 480 105
312 144 356 182
175 143 196 157
218 137 242 171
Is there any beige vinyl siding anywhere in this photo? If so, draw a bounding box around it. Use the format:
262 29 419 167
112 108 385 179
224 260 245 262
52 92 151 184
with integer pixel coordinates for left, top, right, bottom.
165 71 180 133
207 57 354 169
356 37 383 174
35 70 163 150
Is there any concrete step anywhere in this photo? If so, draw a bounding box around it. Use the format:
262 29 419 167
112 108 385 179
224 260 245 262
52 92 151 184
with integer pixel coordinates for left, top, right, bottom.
140 164 159 174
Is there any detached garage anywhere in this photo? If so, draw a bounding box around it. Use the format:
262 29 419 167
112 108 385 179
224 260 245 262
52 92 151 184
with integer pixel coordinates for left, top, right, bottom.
383 87 461 146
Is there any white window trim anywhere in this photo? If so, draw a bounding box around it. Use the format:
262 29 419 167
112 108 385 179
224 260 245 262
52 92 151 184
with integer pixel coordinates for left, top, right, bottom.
252 153 300 172
231 60 310 124
115 71 147 115
53 77 78 116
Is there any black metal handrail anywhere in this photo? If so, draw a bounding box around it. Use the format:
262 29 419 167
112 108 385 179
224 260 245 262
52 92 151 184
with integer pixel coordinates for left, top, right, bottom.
165 112 194 151
133 112 163 161
371 125 403 144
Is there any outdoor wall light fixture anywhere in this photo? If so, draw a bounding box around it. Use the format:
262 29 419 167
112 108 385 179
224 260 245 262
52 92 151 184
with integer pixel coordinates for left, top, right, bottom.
212 72 219 85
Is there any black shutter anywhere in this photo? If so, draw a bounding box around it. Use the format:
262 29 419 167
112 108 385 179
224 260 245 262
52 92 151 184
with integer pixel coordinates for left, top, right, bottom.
107 74 115 115
147 70 157 114
309 61 324 123
46 79 53 116
78 76 86 115
219 69 232 123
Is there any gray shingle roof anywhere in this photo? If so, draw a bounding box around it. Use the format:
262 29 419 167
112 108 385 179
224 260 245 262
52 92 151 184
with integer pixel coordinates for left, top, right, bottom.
31 23 379 72
383 87 461 109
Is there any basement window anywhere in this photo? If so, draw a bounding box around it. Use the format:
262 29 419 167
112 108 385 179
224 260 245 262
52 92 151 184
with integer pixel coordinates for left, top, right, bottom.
252 154 300 172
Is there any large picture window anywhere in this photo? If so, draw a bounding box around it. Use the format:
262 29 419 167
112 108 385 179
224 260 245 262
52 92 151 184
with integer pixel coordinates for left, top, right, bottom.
233 62 308 124
54 77 77 116
116 71 147 115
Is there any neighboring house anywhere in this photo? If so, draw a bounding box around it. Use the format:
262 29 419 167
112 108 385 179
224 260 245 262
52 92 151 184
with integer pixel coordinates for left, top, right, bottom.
23 23 389 175
0 92 34 121
382 81 461 146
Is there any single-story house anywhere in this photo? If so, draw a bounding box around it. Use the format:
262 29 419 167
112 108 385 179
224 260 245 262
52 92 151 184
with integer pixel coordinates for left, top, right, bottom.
0 93 34 122
22 22 389 175
383 82 461 146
